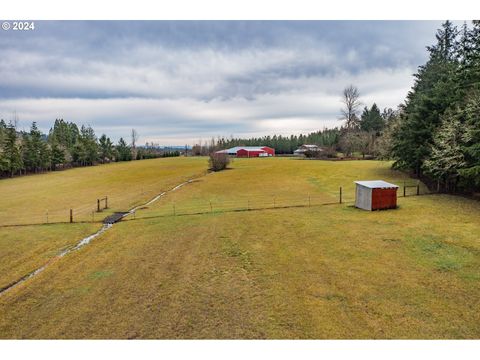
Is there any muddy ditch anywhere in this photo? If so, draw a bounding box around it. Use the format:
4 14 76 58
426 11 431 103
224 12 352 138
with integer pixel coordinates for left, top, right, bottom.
0 179 194 296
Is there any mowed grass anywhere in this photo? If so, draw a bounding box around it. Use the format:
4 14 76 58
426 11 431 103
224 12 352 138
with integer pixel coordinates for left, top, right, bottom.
0 223 99 290
137 158 425 217
1 158 479 338
0 157 208 225
0 157 208 290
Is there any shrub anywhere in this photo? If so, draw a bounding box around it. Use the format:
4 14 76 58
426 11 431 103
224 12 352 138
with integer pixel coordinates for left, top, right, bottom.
304 146 337 159
209 153 230 171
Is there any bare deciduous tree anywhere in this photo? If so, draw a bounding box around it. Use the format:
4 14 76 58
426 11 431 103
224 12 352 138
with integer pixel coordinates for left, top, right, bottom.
131 128 139 160
340 85 361 129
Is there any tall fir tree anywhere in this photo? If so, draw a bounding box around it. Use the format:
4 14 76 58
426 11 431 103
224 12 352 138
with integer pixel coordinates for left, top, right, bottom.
360 103 385 134
99 134 114 162
423 110 466 191
391 21 460 175
458 91 480 188
116 137 132 161
2 123 23 177
23 122 50 173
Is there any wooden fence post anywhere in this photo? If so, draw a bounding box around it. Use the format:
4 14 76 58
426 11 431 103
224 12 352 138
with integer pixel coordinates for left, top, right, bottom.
339 187 342 204
46 210 49 224
248 199 250 211
210 201 213 213
105 196 108 209
97 199 100 212
70 209 73 223
416 185 420 196
173 203 176 216
403 186 406 197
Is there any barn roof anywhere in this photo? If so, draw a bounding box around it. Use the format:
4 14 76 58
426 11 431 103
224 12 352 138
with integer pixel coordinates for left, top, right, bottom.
216 146 269 153
354 180 399 189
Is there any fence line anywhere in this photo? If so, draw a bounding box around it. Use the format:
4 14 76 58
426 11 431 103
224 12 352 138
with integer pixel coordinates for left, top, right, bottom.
0 183 435 227
126 198 343 222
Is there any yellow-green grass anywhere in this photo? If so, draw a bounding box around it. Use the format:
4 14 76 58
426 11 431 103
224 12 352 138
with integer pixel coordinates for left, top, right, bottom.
137 158 426 218
0 157 208 226
0 157 208 291
0 223 98 290
1 158 479 338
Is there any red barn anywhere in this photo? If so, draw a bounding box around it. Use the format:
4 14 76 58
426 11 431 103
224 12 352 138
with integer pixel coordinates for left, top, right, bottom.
354 180 399 211
216 146 275 158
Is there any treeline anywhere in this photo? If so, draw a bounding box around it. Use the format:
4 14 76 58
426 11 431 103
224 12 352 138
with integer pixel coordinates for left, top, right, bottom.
192 128 341 155
387 21 480 193
192 104 397 158
0 119 178 178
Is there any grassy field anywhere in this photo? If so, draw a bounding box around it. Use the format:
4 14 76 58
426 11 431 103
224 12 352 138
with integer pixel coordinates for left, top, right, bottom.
0 157 208 225
0 157 208 290
1 157 479 338
136 157 428 218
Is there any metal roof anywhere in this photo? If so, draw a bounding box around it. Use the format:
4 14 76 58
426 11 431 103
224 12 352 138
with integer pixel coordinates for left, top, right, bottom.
217 146 269 153
354 180 399 189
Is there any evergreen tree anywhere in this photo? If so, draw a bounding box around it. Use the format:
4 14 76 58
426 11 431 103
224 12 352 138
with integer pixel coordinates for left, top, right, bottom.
73 125 98 166
0 120 8 173
116 137 132 161
360 103 385 133
49 119 79 151
423 110 466 191
2 123 23 177
0 119 6 142
391 21 460 175
458 92 480 188
23 122 50 173
99 134 114 162
50 141 66 170
459 21 480 93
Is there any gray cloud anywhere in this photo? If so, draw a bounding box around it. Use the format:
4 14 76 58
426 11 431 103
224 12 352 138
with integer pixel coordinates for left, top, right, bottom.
0 20 455 144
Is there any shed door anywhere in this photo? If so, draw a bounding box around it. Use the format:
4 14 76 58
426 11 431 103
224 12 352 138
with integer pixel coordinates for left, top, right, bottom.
371 188 397 210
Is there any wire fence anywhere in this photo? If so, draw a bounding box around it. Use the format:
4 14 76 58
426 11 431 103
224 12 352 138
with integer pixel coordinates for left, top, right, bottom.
0 180 435 227
132 193 340 220
128 181 435 220
0 173 204 227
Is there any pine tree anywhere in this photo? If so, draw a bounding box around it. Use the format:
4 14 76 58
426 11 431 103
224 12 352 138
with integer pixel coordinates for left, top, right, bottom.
73 125 98 166
23 122 50 173
0 120 7 174
2 123 23 177
116 137 132 161
50 141 66 170
99 134 114 162
360 103 385 134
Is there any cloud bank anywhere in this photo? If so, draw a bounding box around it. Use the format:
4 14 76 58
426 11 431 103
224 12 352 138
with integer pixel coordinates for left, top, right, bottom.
0 21 446 144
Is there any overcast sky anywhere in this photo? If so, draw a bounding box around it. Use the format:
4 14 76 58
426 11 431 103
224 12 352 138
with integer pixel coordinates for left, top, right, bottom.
0 20 452 145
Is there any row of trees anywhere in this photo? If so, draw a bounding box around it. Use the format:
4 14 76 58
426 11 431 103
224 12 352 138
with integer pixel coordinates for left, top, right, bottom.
192 129 341 156
387 21 480 193
192 99 396 159
0 119 176 178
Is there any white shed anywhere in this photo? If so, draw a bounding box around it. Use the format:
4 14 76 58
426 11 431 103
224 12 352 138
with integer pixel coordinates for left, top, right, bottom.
355 180 399 211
